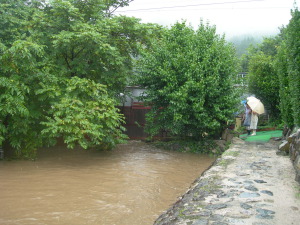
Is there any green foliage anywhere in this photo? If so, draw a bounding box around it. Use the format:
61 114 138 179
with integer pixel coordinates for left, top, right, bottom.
237 7 300 129
0 40 45 159
29 1 161 94
137 21 238 140
0 0 35 46
245 36 282 122
1 0 156 158
272 7 300 129
276 41 294 128
284 8 300 126
40 77 127 150
152 138 218 155
247 51 280 120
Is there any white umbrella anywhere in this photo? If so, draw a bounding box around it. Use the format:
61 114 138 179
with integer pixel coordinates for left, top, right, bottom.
247 96 265 115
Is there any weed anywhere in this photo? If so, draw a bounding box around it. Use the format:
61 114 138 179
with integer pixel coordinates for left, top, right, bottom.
294 185 300 199
223 151 239 157
218 158 234 168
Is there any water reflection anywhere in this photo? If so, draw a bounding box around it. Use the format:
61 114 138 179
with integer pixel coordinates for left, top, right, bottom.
0 141 215 225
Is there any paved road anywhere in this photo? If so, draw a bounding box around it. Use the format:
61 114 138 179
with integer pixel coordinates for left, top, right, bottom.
154 137 300 225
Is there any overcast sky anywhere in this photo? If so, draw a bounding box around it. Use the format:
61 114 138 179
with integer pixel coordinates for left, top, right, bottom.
114 0 299 38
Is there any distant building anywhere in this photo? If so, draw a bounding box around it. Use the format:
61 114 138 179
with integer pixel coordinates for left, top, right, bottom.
234 72 248 87
118 86 151 139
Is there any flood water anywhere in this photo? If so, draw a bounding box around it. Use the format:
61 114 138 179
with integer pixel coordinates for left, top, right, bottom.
0 141 215 225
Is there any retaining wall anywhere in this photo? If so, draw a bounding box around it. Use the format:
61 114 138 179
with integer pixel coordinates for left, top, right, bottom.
288 129 300 183
279 128 300 183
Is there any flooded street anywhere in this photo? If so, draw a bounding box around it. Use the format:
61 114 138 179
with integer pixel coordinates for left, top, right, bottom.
0 141 215 225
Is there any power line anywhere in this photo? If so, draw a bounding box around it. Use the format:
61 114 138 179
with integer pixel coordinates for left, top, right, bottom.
116 0 266 13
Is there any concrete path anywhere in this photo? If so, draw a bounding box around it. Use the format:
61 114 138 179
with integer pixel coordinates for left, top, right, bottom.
154 138 300 225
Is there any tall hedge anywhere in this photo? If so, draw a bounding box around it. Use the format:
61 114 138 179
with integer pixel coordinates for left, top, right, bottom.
284 8 300 126
276 8 300 128
136 22 238 140
247 52 280 121
276 41 294 128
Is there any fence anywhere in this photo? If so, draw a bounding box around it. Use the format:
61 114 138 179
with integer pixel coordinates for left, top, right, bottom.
118 102 167 140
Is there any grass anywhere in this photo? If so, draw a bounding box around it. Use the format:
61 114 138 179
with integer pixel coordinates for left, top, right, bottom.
222 150 239 157
294 185 300 199
218 158 234 168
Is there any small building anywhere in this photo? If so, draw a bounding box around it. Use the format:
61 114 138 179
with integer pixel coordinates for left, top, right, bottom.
118 86 151 139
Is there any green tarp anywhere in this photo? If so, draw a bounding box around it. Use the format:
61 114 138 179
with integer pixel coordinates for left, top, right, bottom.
240 130 283 142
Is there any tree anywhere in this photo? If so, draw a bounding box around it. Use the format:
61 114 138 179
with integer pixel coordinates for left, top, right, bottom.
136 22 238 140
246 7 300 128
247 52 280 120
283 7 300 126
247 37 281 122
29 0 160 94
0 0 157 158
276 39 294 128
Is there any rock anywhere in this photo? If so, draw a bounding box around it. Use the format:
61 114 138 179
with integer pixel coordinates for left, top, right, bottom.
206 204 228 210
282 126 290 137
296 173 300 184
222 129 229 141
245 185 258 192
287 133 297 143
276 150 288 156
232 137 244 144
254 180 267 184
192 219 209 225
295 155 300 169
295 139 300 154
290 145 297 161
222 129 235 142
260 190 273 196
211 222 228 225
278 140 290 153
226 133 234 142
215 140 226 152
240 203 252 210
256 208 275 219
239 192 260 198
286 128 292 138
210 214 225 222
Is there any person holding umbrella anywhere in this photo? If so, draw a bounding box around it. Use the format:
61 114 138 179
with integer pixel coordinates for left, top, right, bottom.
247 97 265 136
241 100 252 135
249 111 259 136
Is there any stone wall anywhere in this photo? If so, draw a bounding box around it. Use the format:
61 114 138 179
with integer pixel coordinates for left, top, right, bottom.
278 128 300 183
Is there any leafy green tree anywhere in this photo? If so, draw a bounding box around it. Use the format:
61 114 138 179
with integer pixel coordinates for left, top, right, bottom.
136 22 238 140
0 0 34 46
283 7 300 126
247 52 280 120
40 76 126 150
30 0 160 94
276 39 294 128
0 38 127 158
247 7 300 128
247 37 281 121
0 0 157 158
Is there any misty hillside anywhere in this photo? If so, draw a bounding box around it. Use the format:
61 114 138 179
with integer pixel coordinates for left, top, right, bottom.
229 35 264 57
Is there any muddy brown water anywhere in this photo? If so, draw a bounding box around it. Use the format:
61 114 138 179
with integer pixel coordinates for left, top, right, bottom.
0 141 215 225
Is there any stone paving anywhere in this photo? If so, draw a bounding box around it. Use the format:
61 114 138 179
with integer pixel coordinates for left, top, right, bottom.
154 138 300 225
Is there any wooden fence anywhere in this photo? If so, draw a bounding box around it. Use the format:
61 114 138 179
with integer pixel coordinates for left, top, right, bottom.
117 102 151 139
118 102 169 140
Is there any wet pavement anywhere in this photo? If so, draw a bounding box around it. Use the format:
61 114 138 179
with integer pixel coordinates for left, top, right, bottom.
154 137 300 225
